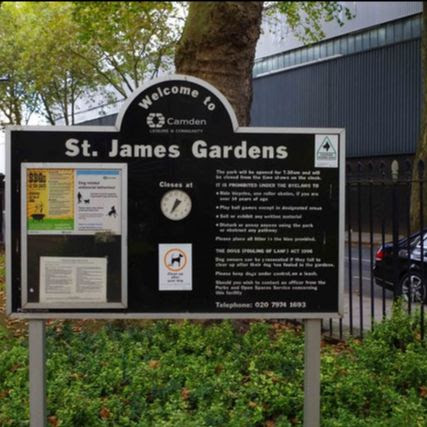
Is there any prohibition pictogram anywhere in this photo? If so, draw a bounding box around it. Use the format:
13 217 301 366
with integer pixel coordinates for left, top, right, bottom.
164 248 188 272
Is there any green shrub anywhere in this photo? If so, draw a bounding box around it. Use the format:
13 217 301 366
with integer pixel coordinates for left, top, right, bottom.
0 305 426 426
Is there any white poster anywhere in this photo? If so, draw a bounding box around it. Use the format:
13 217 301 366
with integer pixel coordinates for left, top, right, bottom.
315 135 338 168
76 169 121 234
39 257 107 303
159 244 192 291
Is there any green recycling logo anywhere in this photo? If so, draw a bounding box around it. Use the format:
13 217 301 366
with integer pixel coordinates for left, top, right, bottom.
317 136 337 160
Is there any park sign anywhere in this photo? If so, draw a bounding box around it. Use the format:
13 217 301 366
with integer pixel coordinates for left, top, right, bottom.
6 75 345 319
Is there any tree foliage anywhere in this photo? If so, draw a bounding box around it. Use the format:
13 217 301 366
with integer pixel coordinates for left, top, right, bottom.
0 1 184 125
18 2 101 125
0 2 102 125
268 1 354 44
0 3 35 125
0 1 352 126
71 1 184 98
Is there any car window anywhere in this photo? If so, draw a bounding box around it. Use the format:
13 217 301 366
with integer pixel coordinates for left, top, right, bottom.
409 234 422 248
412 233 427 247
412 235 427 256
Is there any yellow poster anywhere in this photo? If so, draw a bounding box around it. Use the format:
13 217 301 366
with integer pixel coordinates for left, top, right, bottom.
27 169 74 231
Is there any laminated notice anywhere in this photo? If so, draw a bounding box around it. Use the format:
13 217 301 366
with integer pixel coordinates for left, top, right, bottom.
27 168 122 235
39 257 107 303
27 169 74 231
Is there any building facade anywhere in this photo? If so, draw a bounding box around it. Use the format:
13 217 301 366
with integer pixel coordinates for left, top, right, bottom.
251 2 422 165
80 2 423 166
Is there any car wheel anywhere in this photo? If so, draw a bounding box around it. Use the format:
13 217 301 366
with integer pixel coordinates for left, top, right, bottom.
399 272 426 303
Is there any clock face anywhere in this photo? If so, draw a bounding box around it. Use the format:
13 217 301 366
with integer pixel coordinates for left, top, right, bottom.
160 190 192 221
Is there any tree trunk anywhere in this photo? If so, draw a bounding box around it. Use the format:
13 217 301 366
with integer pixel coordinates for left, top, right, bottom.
174 2 263 127
410 2 427 232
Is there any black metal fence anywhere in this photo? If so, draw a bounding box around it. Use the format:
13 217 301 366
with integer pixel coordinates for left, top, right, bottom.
323 157 426 340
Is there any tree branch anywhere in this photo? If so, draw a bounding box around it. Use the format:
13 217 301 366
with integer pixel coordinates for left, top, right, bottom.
70 48 127 97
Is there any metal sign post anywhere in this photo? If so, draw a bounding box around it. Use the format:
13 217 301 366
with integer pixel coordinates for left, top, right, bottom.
29 320 46 427
304 319 321 427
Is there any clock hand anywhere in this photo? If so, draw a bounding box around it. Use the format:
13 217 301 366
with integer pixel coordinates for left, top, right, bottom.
170 198 181 213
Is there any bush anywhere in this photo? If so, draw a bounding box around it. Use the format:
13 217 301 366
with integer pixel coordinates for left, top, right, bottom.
0 305 426 426
322 303 427 426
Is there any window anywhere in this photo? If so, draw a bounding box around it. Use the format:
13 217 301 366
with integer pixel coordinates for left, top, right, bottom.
355 34 363 51
413 234 427 258
340 38 348 54
294 50 301 65
362 32 370 50
394 21 403 42
347 35 355 53
301 48 307 62
327 41 334 56
320 43 327 58
385 23 394 44
313 45 320 60
378 27 386 45
334 39 340 54
412 17 421 38
306 46 314 62
370 29 378 48
403 19 412 39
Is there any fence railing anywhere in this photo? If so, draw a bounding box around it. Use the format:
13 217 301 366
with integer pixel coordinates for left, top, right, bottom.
323 158 426 340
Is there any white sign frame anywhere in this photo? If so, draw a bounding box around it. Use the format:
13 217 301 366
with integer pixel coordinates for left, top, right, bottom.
19 162 128 310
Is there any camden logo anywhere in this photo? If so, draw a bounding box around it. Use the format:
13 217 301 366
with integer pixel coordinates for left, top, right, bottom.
146 111 207 134
146 112 166 129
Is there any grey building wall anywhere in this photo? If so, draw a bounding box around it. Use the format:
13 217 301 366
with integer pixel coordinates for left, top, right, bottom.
251 38 421 158
257 2 422 58
79 114 116 126
80 38 422 160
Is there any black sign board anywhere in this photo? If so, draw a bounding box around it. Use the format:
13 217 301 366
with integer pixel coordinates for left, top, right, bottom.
7 75 344 319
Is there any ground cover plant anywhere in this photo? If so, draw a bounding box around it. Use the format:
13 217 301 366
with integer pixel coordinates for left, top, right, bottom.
0 251 426 426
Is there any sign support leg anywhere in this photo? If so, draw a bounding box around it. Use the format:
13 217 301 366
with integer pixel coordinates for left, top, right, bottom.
303 319 321 427
29 319 46 427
